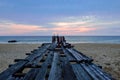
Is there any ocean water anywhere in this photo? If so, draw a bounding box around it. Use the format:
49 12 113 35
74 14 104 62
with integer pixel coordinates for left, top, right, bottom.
0 36 120 44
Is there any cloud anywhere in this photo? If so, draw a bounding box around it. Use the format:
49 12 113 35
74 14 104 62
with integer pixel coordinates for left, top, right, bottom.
0 15 120 36
51 22 88 26
51 16 120 27
49 15 120 35
51 26 96 33
51 26 96 35
0 16 98 35
50 16 97 28
0 21 47 35
49 16 98 35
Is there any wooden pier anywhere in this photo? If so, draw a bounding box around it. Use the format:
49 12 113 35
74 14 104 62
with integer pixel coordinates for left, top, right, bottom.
0 36 114 80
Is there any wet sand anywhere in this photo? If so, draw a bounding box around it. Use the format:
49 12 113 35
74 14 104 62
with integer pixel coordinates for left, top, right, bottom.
0 43 120 79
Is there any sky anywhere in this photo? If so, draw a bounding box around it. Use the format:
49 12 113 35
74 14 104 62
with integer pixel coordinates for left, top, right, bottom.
0 0 120 36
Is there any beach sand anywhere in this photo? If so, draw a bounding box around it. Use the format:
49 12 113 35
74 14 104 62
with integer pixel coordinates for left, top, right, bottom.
0 43 120 79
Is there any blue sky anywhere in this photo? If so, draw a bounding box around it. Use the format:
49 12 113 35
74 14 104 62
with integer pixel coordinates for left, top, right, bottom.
0 0 120 36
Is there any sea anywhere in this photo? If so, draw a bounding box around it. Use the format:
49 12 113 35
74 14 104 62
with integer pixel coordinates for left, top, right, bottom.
0 36 120 44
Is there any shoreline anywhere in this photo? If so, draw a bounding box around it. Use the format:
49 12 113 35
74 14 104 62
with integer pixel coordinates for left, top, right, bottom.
0 43 120 79
0 42 120 45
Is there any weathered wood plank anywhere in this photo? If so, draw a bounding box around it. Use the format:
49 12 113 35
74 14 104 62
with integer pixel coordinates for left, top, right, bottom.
14 59 28 62
61 57 77 80
80 63 99 80
0 61 28 80
25 44 50 65
91 63 113 80
35 51 53 80
22 68 38 80
6 76 15 80
62 48 76 61
71 64 92 80
25 53 31 55
48 52 62 80
28 44 50 59
67 48 84 62
73 49 93 62
31 50 48 66
67 48 93 63
87 63 106 80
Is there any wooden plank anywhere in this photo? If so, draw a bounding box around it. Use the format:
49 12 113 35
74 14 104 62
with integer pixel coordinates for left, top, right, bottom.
35 51 53 80
67 48 93 63
15 77 20 80
13 73 26 77
6 76 15 80
61 57 77 80
62 48 76 61
91 64 113 80
87 63 106 80
26 44 50 62
0 61 28 80
48 52 62 80
80 63 99 80
48 43 57 51
8 64 14 67
22 68 38 80
25 53 31 55
73 49 93 62
25 44 50 65
20 77 24 80
67 48 84 62
31 43 56 66
71 64 92 80
25 64 41 68
31 50 48 66
14 59 28 62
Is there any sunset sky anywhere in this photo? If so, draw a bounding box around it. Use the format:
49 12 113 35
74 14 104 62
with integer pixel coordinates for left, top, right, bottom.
0 0 120 36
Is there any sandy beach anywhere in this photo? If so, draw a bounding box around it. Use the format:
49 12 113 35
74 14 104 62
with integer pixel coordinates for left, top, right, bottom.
0 43 120 79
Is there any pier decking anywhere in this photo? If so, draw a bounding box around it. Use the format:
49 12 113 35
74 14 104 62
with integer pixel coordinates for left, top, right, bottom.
0 36 114 80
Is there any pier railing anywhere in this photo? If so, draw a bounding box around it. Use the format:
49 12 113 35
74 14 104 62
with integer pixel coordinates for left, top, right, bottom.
0 36 114 80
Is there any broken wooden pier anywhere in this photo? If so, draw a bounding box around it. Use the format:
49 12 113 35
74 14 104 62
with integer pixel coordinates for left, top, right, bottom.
0 36 114 80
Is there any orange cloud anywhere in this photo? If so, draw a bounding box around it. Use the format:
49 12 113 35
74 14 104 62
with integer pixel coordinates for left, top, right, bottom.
52 26 96 32
10 24 47 33
77 27 96 32
50 19 96 35
51 22 87 26
50 18 98 35
51 26 96 35
0 22 47 35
